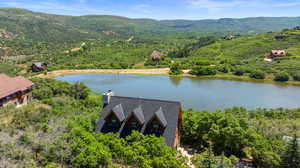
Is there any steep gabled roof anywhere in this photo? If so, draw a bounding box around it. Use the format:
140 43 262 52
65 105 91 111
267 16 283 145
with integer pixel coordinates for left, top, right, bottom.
132 105 145 124
32 62 47 67
0 74 34 99
97 96 181 146
107 104 125 122
154 107 168 128
271 50 286 56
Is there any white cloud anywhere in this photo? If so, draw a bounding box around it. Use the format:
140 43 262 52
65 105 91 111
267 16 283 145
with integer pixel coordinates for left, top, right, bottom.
132 4 151 14
187 0 300 11
276 1 300 7
0 0 110 15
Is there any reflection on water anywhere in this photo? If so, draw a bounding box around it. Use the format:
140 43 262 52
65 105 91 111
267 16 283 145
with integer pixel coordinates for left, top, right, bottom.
56 74 300 111
169 76 183 86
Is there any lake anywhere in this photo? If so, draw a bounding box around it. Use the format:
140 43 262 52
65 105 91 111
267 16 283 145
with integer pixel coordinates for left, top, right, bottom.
56 74 300 111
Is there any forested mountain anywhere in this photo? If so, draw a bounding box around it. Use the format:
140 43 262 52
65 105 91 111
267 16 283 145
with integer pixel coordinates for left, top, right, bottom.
1 8 300 42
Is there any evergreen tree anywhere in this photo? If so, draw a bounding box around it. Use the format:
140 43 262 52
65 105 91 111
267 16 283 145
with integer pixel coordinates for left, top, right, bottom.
281 134 300 168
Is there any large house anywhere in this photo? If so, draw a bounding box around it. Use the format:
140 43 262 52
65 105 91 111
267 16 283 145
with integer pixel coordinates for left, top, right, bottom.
96 91 183 147
0 74 34 107
270 50 286 57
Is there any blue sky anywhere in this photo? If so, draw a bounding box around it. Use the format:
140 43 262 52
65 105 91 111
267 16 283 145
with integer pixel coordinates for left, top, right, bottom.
0 0 300 20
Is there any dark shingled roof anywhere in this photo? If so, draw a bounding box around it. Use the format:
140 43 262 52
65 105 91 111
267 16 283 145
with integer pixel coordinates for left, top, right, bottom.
154 107 168 128
133 105 145 124
33 62 47 66
109 104 125 122
96 96 181 146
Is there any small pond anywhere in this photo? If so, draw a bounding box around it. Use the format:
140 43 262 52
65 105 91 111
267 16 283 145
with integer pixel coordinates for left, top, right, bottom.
56 74 300 111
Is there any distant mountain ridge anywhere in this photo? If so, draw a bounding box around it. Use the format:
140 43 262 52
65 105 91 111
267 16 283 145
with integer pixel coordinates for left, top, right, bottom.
1 8 300 42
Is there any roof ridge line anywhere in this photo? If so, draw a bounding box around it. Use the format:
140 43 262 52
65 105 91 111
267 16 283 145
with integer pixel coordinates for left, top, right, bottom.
112 96 181 104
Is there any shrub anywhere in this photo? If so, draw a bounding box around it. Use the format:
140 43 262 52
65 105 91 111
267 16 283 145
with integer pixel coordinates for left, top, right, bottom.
233 67 245 76
169 62 183 75
190 66 217 76
71 82 90 100
19 133 31 145
274 72 289 82
217 65 230 73
73 142 112 168
195 59 211 66
292 72 300 81
249 70 266 79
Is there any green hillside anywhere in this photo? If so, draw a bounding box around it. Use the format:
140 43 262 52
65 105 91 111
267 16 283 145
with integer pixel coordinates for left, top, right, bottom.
188 30 300 72
1 8 300 42
162 29 300 83
1 8 300 80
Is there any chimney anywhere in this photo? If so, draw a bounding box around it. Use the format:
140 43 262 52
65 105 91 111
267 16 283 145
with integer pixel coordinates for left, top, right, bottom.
102 90 115 108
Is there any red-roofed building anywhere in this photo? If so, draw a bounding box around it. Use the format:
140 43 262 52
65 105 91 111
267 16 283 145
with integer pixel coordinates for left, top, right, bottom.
0 74 34 107
271 50 286 57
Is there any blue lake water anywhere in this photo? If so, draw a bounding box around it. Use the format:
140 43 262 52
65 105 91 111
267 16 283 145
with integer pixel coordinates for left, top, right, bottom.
56 74 300 111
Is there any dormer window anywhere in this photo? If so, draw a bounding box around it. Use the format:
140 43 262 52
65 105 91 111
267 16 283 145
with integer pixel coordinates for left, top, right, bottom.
120 105 145 137
101 104 125 133
144 107 167 137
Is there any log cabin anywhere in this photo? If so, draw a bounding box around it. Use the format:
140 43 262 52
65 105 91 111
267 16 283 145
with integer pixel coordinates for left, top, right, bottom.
0 74 34 107
96 91 183 148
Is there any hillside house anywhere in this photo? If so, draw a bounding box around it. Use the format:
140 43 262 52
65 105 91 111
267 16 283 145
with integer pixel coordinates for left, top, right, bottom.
270 50 286 58
294 26 300 30
274 35 285 40
224 35 235 40
96 91 183 148
0 74 34 107
31 62 48 72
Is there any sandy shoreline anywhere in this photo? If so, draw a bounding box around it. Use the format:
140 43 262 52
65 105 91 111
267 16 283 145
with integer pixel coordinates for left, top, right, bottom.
37 68 186 78
36 68 300 86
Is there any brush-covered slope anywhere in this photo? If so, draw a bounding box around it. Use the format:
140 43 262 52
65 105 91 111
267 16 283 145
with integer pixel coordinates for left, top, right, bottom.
189 30 300 73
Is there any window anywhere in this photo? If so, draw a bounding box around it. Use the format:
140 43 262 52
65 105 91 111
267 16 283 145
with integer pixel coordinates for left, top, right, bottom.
18 98 24 104
144 119 165 137
108 119 119 127
131 121 138 126
101 113 122 133
120 116 143 137
153 124 159 129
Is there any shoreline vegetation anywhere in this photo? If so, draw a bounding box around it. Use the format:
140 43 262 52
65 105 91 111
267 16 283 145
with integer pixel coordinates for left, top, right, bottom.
2 78 299 167
38 68 300 86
